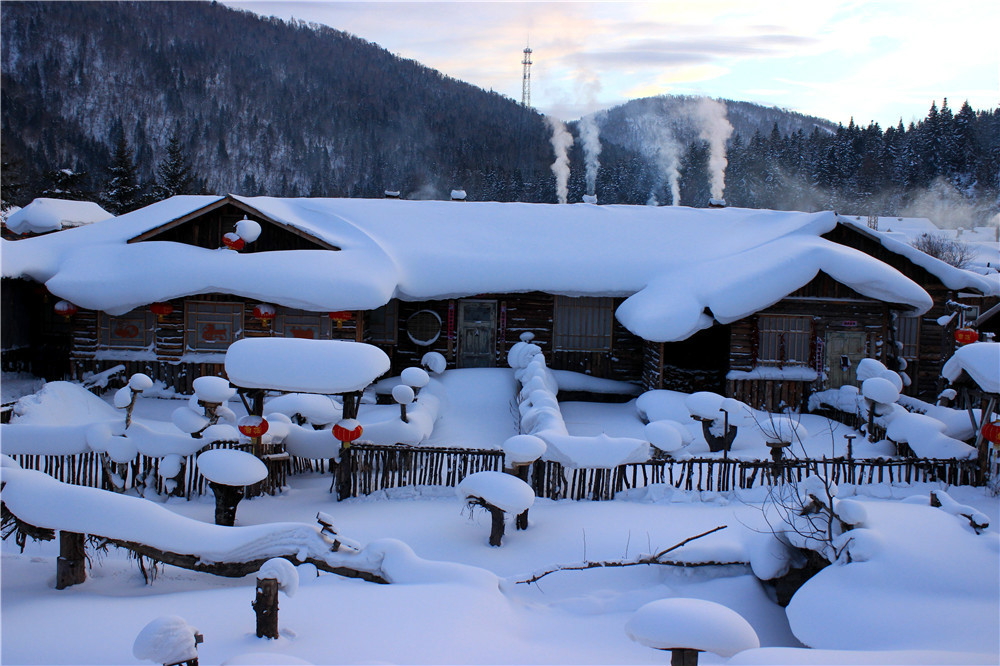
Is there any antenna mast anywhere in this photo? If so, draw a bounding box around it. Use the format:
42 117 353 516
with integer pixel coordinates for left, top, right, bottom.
521 44 533 108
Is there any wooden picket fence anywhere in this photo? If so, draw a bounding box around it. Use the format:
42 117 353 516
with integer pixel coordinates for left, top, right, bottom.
7 443 979 502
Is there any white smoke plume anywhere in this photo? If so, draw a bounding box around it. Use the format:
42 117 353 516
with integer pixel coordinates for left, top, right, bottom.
632 112 684 206
696 97 734 201
546 116 574 204
578 111 604 197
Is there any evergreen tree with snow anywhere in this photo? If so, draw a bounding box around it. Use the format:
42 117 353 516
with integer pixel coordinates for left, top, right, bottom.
101 132 147 214
154 130 196 199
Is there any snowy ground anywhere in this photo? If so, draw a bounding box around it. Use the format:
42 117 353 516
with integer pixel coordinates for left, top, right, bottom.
2 372 999 665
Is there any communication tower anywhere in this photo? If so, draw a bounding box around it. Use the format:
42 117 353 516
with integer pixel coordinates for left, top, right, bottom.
521 44 533 108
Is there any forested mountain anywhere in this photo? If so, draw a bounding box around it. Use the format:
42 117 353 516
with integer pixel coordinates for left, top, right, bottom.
2 0 998 227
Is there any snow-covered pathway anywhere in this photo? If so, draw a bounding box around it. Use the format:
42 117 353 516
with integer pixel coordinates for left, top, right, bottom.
423 368 519 449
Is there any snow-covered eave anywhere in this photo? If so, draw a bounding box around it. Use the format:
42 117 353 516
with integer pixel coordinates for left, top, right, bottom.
837 216 1000 296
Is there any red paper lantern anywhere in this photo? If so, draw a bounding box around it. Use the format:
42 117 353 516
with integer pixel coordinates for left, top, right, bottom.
54 300 78 318
150 302 174 318
333 418 363 443
238 415 269 439
253 304 276 321
222 232 245 251
954 328 979 345
329 311 352 329
982 419 1000 446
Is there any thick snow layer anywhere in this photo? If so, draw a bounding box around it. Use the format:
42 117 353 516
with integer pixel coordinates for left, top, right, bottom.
197 449 268 486
3 197 933 340
544 433 650 469
645 420 685 452
942 342 999 393
264 393 341 426
786 500 999 652
257 557 299 597
192 376 237 403
225 338 390 393
5 198 111 235
132 615 200 664
10 380 119 425
626 597 760 655
456 471 534 514
885 412 976 459
501 434 546 465
727 366 819 381
861 377 900 404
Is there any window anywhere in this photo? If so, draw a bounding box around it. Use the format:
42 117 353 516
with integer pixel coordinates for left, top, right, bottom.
366 301 398 343
100 310 154 349
406 310 442 346
185 301 242 351
553 296 614 352
896 316 920 361
274 309 331 340
758 315 812 366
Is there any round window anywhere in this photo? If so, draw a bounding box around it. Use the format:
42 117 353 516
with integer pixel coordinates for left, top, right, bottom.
406 310 442 346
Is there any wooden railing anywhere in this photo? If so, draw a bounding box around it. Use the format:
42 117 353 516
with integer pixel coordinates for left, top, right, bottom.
8 444 979 501
336 443 505 499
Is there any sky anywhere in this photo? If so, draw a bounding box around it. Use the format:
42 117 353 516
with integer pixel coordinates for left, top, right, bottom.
224 1 1000 127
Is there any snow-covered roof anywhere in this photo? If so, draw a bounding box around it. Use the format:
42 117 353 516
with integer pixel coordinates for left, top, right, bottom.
4 198 112 235
837 216 999 295
2 195 936 342
225 338 391 393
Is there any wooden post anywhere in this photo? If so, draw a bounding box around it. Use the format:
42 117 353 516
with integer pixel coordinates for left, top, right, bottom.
252 577 280 639
669 648 700 666
487 502 505 547
209 482 245 526
56 531 87 590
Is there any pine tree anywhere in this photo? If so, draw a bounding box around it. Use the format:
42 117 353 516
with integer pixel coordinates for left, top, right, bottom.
101 133 146 214
154 130 196 199
41 167 91 201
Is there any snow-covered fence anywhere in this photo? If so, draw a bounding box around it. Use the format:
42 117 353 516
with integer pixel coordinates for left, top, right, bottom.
337 443 505 499
533 456 979 500
7 440 251 498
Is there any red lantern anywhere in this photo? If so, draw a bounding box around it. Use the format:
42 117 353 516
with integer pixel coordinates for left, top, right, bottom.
238 415 269 439
223 232 245 251
253 303 276 322
333 418 363 443
329 311 352 329
150 302 174 319
954 328 979 345
54 300 78 318
982 419 1000 446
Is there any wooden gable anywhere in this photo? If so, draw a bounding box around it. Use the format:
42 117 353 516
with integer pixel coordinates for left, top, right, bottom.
127 197 339 252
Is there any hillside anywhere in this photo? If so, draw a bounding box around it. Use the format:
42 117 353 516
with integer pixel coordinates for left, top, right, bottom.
2 0 997 222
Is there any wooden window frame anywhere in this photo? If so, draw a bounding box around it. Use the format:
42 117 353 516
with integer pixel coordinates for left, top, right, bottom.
274 309 333 340
184 301 243 352
896 315 920 361
757 315 812 367
99 310 155 349
553 296 614 352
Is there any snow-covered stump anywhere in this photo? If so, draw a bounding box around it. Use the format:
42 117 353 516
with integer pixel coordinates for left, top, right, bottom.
252 558 298 640
625 598 759 666
55 530 86 590
133 615 203 666
457 471 534 546
198 450 268 527
685 393 743 454
500 435 546 530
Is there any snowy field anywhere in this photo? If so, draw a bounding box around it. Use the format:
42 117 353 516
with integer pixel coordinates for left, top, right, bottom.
2 372 999 665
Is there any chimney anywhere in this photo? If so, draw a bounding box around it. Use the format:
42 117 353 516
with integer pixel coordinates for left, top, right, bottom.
450 189 467 202
708 198 726 208
384 190 401 199
582 194 598 205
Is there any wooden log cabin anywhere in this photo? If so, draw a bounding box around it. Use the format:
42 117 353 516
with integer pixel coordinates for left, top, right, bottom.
6 194 989 410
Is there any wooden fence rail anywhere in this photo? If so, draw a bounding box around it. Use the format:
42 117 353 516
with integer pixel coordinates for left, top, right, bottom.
8 444 980 502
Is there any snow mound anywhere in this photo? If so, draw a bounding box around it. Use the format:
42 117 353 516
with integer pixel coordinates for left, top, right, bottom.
257 557 299 597
198 449 268 486
626 598 759 656
5 198 111 235
942 342 999 393
132 615 200 665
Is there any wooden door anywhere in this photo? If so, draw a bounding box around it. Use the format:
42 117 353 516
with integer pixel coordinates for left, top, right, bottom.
458 300 496 368
825 331 867 388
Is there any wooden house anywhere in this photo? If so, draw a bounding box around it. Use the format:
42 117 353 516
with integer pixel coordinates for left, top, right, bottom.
6 194 987 410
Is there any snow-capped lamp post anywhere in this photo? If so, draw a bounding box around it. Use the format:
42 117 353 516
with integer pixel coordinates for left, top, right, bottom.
252 558 299 640
457 471 535 546
197 449 268 526
133 615 204 666
625 598 759 666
